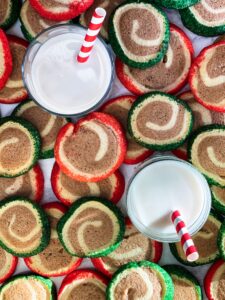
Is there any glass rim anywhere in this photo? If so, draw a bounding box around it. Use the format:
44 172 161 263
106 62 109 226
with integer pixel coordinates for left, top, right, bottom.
22 24 115 118
126 154 212 243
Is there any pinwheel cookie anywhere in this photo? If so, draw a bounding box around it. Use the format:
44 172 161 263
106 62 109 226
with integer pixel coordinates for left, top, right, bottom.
188 125 225 187
180 0 225 36
128 92 193 151
109 0 170 68
58 269 108 300
0 30 12 90
0 117 41 178
164 265 202 299
20 1 71 41
0 0 21 30
155 0 200 9
55 112 126 182
116 24 193 95
101 96 153 164
0 274 56 300
170 212 222 266
0 35 28 104
0 248 17 284
0 164 44 202
57 197 125 258
51 163 125 206
13 100 69 159
189 42 225 112
80 0 125 40
24 202 82 277
204 260 225 300
211 185 225 214
92 218 162 277
29 0 94 21
107 261 174 300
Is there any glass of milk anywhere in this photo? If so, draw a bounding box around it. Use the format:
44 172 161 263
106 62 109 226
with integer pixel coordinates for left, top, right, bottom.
126 154 211 242
22 24 114 117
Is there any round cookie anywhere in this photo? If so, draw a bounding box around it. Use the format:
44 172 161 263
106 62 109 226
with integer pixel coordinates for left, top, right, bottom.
164 265 202 300
107 261 174 300
0 164 44 202
80 0 126 40
0 0 21 30
154 0 200 9
92 218 163 277
29 0 94 21
57 197 125 258
173 91 225 160
180 0 225 37
211 186 225 214
218 219 225 260
0 117 41 178
204 260 225 300
51 163 125 206
55 112 127 182
109 0 170 69
13 100 69 159
189 42 225 112
0 197 50 257
0 30 12 90
0 35 28 104
20 1 70 41
0 274 56 300
101 96 153 164
116 24 194 95
58 269 108 300
0 248 17 284
24 202 83 277
188 125 225 187
170 212 222 266
128 92 193 151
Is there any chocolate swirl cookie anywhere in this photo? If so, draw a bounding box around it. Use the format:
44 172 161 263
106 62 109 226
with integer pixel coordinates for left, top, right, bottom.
13 100 69 159
211 185 225 214
205 260 225 300
170 212 222 266
101 95 153 164
0 35 28 104
0 248 17 284
0 0 21 30
80 0 125 40
180 0 225 36
0 117 41 178
55 112 127 182
128 92 193 151
29 0 94 21
0 30 12 90
188 125 225 186
51 163 125 206
20 1 70 41
0 164 44 202
190 42 225 112
57 197 125 257
58 269 108 300
0 197 50 257
24 202 82 277
116 24 193 95
92 218 162 277
109 0 170 68
0 274 56 300
107 261 174 300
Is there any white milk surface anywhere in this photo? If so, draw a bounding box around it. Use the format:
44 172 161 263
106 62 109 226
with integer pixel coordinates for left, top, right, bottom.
31 32 112 115
128 160 205 236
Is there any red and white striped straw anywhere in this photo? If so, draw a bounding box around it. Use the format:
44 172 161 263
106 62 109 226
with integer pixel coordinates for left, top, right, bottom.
77 7 106 63
171 210 199 262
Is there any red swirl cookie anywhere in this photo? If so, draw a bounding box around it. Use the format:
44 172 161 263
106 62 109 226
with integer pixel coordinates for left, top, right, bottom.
0 29 12 90
0 248 17 284
116 24 194 95
92 218 162 277
51 163 125 205
101 95 153 164
0 35 28 104
55 112 127 182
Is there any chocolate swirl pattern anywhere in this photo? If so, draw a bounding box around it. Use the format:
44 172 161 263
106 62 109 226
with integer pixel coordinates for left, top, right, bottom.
0 2 10 25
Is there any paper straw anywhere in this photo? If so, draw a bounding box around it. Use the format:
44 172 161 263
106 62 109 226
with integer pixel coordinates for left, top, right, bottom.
171 210 199 262
77 7 106 63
